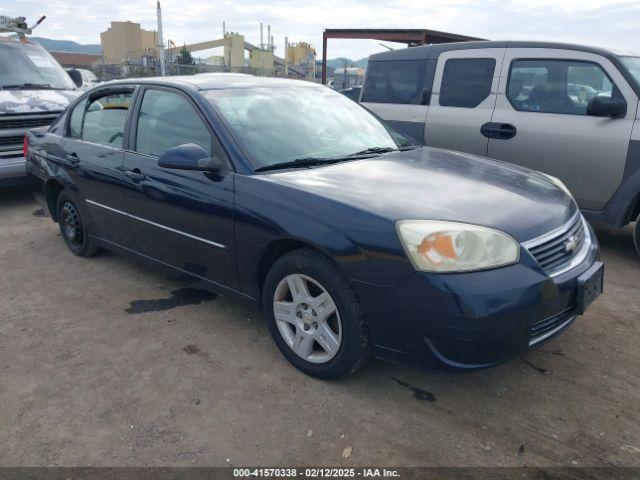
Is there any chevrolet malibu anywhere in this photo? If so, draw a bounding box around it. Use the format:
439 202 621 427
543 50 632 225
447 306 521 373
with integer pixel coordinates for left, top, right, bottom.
26 75 603 379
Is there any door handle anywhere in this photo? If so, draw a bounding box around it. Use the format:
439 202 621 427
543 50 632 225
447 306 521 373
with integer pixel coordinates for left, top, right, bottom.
481 122 517 140
123 168 146 182
64 153 80 167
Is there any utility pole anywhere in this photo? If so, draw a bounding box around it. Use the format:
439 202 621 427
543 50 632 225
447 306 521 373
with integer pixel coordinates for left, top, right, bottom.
284 36 288 77
156 1 166 76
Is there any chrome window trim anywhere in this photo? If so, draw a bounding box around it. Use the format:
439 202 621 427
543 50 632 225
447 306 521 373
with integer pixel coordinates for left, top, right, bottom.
522 212 592 278
85 199 226 250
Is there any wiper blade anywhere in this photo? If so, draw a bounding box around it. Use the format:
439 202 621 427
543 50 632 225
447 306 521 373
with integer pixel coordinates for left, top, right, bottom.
254 157 337 172
2 83 53 90
345 145 421 157
255 145 423 172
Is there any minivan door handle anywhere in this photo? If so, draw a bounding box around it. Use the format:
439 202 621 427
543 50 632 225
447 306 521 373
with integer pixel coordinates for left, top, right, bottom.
123 168 146 183
480 122 517 140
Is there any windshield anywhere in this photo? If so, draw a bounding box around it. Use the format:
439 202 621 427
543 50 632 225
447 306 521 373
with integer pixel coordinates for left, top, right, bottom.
204 86 411 168
0 41 75 90
619 56 640 87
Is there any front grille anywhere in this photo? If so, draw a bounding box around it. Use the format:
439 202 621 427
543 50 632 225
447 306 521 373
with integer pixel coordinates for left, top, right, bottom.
525 213 587 275
0 135 24 147
529 308 576 346
0 112 60 159
0 112 60 130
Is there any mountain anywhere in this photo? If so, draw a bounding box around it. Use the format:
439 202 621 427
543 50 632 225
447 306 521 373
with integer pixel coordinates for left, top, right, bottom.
325 57 368 69
26 36 102 55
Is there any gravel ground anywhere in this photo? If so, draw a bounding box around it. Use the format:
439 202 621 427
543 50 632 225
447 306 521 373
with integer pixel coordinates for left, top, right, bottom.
0 186 638 467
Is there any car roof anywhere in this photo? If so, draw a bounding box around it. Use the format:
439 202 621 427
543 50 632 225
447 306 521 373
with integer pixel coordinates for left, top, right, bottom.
367 40 640 96
105 73 320 90
0 35 40 46
368 40 633 62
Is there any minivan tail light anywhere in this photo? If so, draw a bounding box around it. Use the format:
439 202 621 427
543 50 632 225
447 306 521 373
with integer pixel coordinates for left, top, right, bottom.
23 135 29 159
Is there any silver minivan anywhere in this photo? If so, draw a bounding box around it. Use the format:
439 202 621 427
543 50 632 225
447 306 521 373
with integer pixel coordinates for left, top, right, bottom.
360 41 640 255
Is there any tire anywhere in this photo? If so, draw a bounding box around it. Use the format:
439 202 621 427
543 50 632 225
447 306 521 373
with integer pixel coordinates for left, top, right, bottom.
57 193 98 257
634 214 640 257
262 248 371 379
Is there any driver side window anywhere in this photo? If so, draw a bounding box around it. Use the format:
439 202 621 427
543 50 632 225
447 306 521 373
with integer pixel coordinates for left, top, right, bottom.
68 91 133 147
507 59 624 115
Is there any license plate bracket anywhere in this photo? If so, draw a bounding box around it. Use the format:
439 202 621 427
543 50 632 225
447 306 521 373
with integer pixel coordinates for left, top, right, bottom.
576 261 604 315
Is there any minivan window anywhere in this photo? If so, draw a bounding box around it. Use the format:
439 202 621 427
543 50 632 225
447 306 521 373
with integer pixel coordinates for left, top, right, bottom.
135 89 213 157
508 59 623 115
439 58 496 108
361 60 428 104
82 92 132 148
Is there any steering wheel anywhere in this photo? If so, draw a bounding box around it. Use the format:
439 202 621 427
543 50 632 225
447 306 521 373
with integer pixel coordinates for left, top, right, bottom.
108 132 123 144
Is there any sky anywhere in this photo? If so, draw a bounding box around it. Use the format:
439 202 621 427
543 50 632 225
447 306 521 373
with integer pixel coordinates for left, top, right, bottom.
6 0 640 60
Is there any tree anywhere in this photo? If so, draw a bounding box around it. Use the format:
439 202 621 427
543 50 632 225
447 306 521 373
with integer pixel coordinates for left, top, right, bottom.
178 46 194 65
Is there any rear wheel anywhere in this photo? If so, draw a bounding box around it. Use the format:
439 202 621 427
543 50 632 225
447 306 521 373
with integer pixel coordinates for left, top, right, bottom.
263 249 370 379
57 193 98 257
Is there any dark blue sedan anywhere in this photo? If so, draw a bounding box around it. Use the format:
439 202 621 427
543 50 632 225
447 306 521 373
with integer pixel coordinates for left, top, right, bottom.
25 74 603 378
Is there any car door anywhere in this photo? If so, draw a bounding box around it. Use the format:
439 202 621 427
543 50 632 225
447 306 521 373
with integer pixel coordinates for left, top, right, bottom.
425 48 506 156
360 58 433 144
60 87 136 248
121 86 235 287
489 49 638 211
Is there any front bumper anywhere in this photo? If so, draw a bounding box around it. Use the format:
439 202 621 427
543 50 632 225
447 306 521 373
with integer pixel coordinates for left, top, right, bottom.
0 156 26 187
352 224 600 371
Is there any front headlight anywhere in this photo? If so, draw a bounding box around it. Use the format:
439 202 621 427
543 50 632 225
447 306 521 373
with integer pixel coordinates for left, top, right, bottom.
539 172 573 199
396 220 520 273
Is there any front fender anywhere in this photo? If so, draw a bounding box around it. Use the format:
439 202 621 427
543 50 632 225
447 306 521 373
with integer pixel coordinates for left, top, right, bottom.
233 175 415 297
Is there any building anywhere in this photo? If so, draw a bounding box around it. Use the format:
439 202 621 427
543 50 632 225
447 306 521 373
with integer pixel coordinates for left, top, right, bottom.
50 52 101 69
286 42 316 79
100 21 157 64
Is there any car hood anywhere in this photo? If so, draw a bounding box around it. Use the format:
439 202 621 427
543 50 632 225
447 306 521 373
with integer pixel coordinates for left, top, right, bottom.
0 89 79 115
262 147 577 242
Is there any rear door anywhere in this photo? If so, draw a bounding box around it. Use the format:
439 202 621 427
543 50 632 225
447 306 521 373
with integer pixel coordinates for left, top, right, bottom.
425 48 506 156
489 48 637 210
60 87 136 248
121 86 235 287
360 58 432 144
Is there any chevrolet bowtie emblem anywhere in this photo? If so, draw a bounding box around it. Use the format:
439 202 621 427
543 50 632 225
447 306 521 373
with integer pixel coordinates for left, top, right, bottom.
565 235 579 253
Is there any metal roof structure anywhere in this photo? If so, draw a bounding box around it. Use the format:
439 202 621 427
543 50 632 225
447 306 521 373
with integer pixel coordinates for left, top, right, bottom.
321 28 485 84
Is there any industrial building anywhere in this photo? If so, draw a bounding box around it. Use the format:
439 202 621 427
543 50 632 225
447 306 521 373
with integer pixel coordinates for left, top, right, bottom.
100 21 158 64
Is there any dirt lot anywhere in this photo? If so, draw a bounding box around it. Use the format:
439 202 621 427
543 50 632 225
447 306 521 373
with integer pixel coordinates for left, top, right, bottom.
0 186 638 467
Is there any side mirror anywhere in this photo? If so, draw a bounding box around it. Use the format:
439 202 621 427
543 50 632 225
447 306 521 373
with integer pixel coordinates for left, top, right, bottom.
587 96 626 118
67 69 83 88
158 143 223 172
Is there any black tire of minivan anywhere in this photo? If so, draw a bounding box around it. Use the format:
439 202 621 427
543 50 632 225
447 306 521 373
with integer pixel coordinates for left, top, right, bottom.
57 193 98 257
262 248 371 379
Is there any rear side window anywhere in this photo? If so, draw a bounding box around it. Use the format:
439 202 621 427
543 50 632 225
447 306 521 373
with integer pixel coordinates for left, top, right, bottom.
439 58 496 108
68 97 87 139
362 60 428 104
507 59 623 115
81 92 133 147
134 89 217 158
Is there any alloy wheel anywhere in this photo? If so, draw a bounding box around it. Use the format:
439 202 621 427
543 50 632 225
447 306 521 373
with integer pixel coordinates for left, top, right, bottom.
272 274 342 364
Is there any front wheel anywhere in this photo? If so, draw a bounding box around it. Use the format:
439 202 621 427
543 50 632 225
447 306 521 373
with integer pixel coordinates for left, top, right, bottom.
263 249 370 379
57 193 98 257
